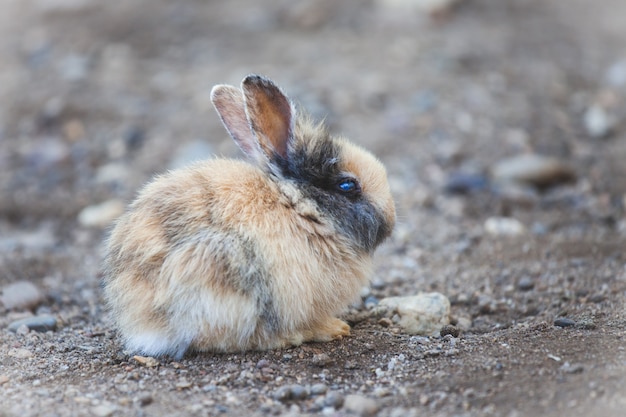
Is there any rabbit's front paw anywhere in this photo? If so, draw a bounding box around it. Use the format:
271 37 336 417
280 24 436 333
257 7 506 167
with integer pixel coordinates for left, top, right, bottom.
305 317 351 342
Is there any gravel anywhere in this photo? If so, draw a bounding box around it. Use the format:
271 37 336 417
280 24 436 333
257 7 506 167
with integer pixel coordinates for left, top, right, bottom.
1 1 626 417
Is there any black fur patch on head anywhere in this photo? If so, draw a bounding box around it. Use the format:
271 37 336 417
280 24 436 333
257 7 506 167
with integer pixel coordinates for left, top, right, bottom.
273 131 391 252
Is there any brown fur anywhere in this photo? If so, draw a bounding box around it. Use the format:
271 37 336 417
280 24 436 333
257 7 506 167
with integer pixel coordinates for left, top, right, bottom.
102 75 395 358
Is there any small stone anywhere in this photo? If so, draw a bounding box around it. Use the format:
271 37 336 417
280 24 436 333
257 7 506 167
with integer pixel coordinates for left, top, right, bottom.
587 293 606 303
443 172 488 194
584 105 614 138
491 154 575 188
8 315 57 333
378 317 393 327
62 119 85 142
455 316 472 331
484 217 526 236
343 394 379 417
256 359 271 369
133 355 159 368
91 404 116 417
175 378 192 389
78 199 125 228
310 383 328 396
0 281 43 310
135 394 153 407
0 375 9 385
554 318 576 328
311 353 332 367
375 0 462 17
607 60 626 86
8 348 34 359
15 324 30 335
323 391 345 409
364 295 379 309
439 324 460 338
517 276 534 291
477 295 496 314
375 293 450 336
274 384 309 402
560 362 585 374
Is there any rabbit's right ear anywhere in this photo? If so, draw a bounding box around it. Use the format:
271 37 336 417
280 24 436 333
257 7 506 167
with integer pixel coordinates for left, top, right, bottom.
211 84 264 161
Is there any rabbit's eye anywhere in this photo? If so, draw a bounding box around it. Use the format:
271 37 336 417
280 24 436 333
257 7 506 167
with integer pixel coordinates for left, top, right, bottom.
337 178 360 195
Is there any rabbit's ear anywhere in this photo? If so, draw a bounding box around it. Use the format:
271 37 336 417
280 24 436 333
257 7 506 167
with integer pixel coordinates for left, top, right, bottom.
211 84 264 160
242 75 295 160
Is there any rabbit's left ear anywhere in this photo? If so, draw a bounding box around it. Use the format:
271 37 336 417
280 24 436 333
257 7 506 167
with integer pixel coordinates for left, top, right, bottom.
211 84 265 160
242 74 295 160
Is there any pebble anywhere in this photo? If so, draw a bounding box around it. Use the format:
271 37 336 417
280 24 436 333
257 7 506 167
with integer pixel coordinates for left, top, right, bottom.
133 355 160 368
583 104 613 138
77 199 125 228
554 318 576 328
491 154 575 188
310 383 328 396
484 217 526 237
8 315 57 333
374 292 450 336
0 227 56 251
517 276 535 291
439 324 460 338
135 394 153 406
443 172 488 194
560 362 585 374
311 353 332 367
495 182 540 207
175 378 192 389
0 281 43 310
91 404 116 417
323 391 345 409
606 59 626 86
343 394 379 417
8 348 34 359
274 384 309 403
256 359 271 369
375 0 461 16
455 316 472 331
364 296 379 309
0 375 9 385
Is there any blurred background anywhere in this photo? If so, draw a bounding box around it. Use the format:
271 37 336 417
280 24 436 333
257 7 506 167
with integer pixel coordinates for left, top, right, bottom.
1 0 625 415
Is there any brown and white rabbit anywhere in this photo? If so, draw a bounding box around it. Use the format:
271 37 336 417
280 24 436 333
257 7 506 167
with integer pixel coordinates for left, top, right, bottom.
103 75 395 359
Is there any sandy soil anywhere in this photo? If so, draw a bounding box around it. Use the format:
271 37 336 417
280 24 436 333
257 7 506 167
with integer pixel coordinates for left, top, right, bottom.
1 0 625 416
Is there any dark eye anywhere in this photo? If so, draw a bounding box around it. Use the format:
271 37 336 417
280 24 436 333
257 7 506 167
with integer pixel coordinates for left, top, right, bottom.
337 178 360 195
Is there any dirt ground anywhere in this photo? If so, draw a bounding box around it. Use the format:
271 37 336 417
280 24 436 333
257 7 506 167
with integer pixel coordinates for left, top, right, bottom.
1 0 625 416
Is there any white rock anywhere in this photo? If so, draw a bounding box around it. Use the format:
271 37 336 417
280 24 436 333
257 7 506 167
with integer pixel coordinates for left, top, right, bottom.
91 404 116 417
0 281 43 310
484 217 526 237
606 60 626 87
77 199 125 228
375 293 451 336
343 394 379 417
8 348 34 359
376 0 461 15
584 104 614 138
491 154 575 188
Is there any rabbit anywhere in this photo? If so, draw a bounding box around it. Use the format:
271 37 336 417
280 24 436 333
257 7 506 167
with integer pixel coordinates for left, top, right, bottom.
102 74 395 359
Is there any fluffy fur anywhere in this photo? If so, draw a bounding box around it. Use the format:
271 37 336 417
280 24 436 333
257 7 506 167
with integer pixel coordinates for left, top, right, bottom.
103 75 395 358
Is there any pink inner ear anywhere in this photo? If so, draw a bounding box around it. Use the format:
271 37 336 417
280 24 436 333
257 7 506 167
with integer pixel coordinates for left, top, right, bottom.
211 85 263 160
242 75 294 159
